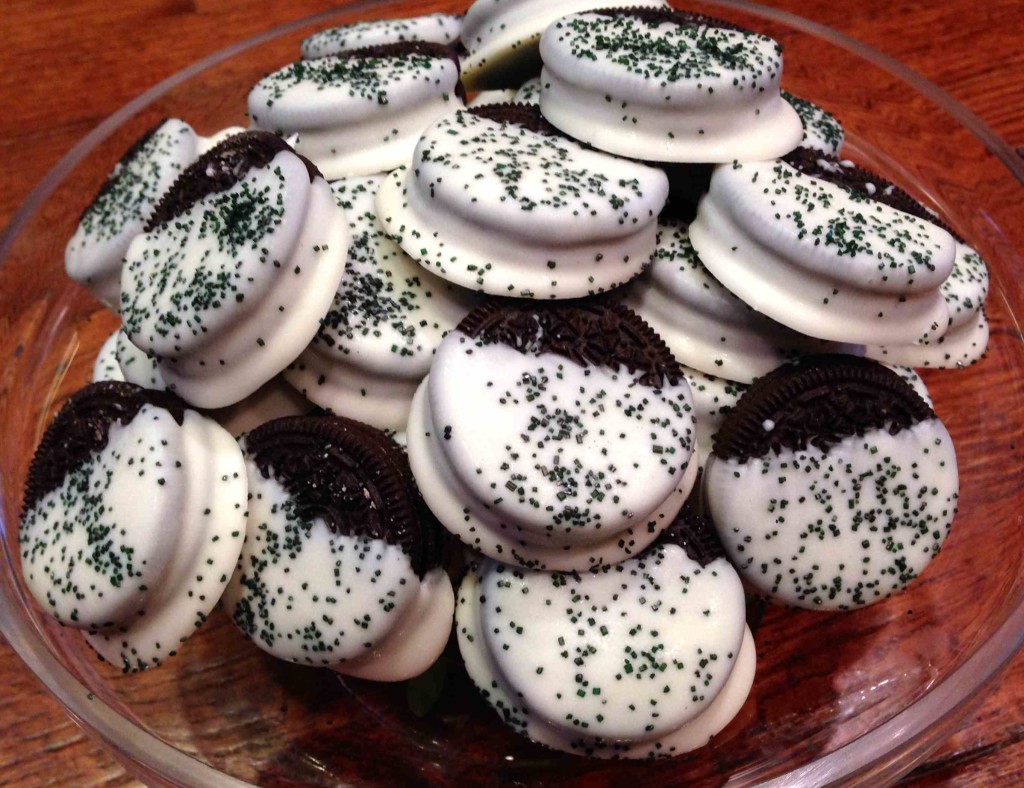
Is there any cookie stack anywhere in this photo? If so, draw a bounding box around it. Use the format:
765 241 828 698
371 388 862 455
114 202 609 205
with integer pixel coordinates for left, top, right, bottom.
22 0 984 762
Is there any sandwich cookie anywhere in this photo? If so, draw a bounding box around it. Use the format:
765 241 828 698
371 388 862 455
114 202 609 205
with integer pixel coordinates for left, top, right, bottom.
19 382 247 672
538 9 802 163
782 92 844 156
285 176 477 431
301 14 463 59
460 0 668 90
457 504 754 758
865 242 991 369
120 131 348 409
625 219 858 384
689 149 956 345
512 76 542 107
92 329 124 382
249 42 464 179
705 355 958 610
66 119 200 310
467 89 519 107
407 302 698 571
223 415 454 681
376 104 669 299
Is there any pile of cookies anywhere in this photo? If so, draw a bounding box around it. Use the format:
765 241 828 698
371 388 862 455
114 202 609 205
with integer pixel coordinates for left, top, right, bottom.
22 2 984 761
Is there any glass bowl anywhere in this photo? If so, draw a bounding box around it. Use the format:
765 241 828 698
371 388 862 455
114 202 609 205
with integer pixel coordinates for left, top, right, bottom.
2 1 1023 785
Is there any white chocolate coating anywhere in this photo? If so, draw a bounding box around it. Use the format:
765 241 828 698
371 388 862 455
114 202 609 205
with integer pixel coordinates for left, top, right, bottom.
681 366 747 468
625 221 859 383
20 406 247 672
285 176 476 430
302 14 463 59
205 376 312 437
376 110 668 299
865 243 991 368
116 328 166 390
121 150 348 408
460 0 668 90
223 455 453 680
66 119 199 310
457 549 754 758
92 329 124 382
249 52 463 179
782 92 844 156
538 12 802 163
706 419 959 609
406 331 698 570
467 89 519 107
690 159 956 345
513 77 542 107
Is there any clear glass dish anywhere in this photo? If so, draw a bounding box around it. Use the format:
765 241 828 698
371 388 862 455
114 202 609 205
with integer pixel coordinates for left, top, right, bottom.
1 1 1022 785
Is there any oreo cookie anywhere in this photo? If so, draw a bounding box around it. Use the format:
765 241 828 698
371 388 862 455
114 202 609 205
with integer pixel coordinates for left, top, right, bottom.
19 381 247 671
23 381 186 512
243 414 446 577
457 300 684 389
407 300 698 571
223 414 456 678
146 131 319 232
712 354 934 462
705 355 959 610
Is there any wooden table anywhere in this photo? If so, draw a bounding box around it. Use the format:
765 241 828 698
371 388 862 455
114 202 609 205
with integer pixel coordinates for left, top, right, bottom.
1 0 1021 784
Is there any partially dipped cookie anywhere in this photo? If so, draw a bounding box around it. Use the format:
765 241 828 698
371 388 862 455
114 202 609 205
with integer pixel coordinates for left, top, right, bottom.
223 415 454 680
457 503 755 758
705 356 959 610
66 119 200 309
782 91 844 156
120 131 348 409
377 104 668 299
249 42 464 179
689 148 957 345
285 175 477 431
460 0 668 90
625 219 858 384
19 382 247 672
407 301 698 571
301 14 463 59
538 9 802 163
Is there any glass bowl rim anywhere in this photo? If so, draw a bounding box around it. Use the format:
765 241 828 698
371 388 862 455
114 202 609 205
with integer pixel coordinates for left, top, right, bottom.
1 1 1022 785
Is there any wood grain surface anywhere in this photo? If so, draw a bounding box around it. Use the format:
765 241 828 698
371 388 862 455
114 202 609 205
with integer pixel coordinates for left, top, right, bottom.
1 0 1022 785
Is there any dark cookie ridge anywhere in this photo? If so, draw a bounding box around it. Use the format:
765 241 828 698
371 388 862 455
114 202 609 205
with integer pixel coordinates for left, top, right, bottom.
145 131 321 232
23 382 188 513
657 480 725 567
782 147 960 240
712 355 935 462
244 415 446 577
468 103 563 138
457 300 684 388
342 40 461 69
